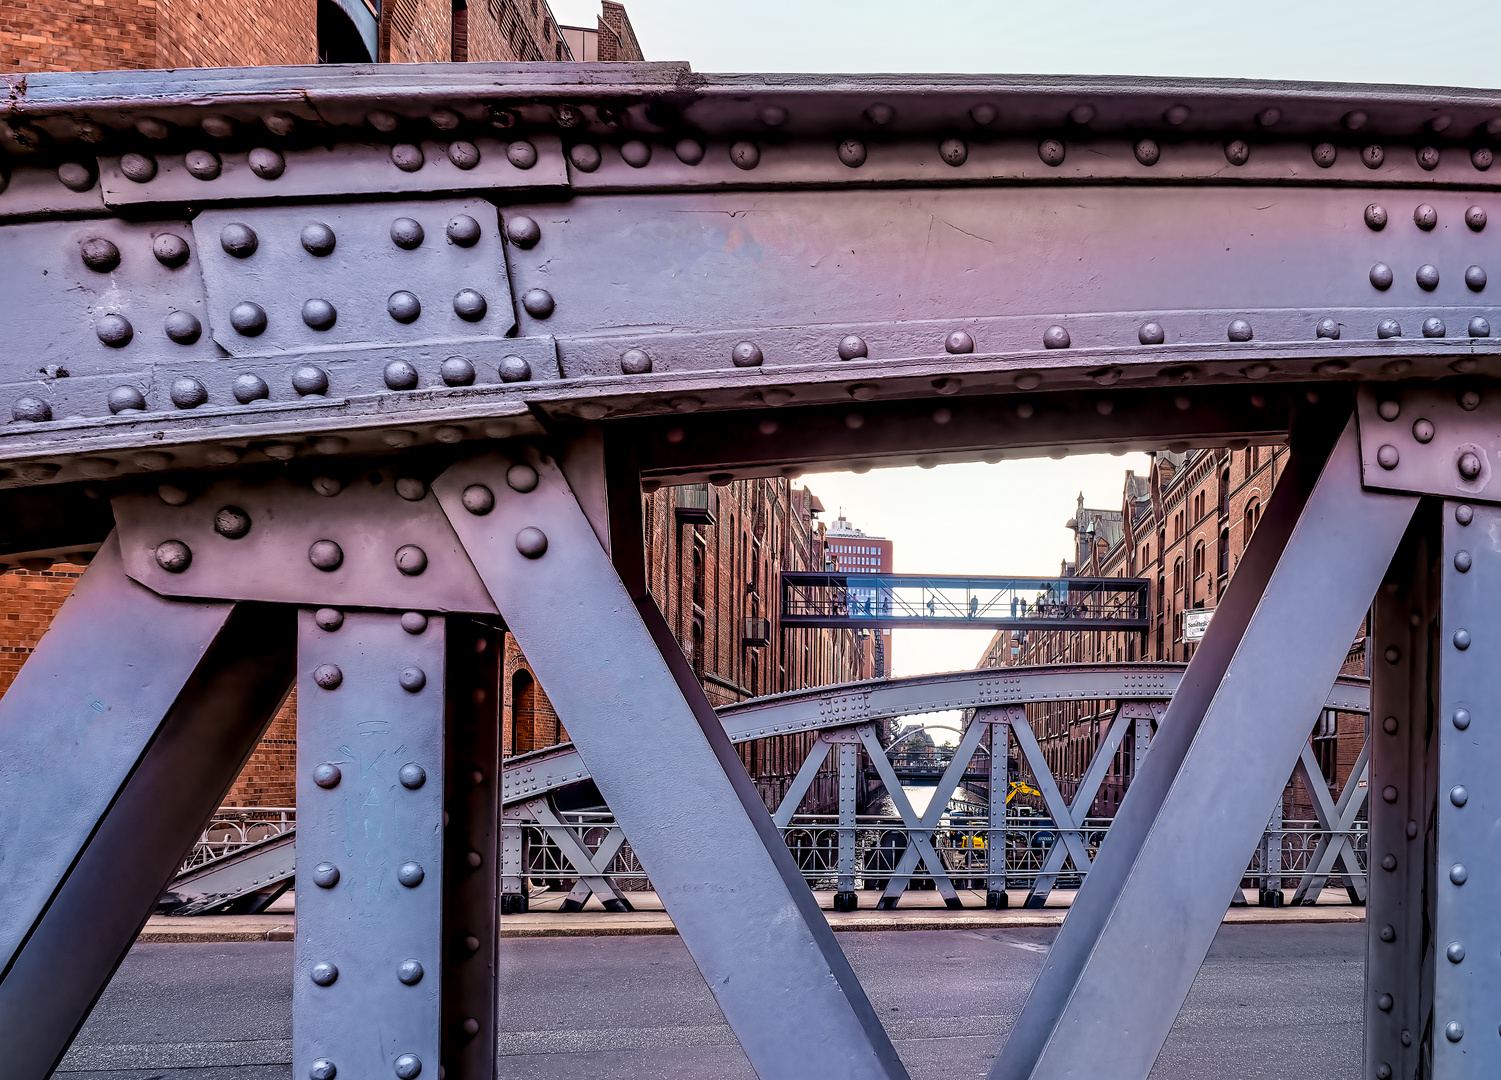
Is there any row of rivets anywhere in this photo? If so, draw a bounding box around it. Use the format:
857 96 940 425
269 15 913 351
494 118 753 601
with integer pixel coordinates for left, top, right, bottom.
308 607 431 1080
80 232 191 273
1365 203 1485 232
1368 262 1486 291
222 216 483 259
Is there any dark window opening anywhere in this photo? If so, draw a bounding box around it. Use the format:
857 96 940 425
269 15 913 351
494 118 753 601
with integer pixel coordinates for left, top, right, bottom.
451 0 468 61
317 0 373 62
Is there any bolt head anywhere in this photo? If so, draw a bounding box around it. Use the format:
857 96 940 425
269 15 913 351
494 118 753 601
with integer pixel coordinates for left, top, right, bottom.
447 140 480 169
1377 319 1402 339
1376 444 1400 471
1453 628 1472 650
1412 419 1434 444
311 961 338 986
446 214 481 247
163 310 203 345
1450 863 1468 885
1381 854 1398 872
620 139 652 167
399 666 427 693
1450 785 1469 807
507 140 538 169
1417 146 1441 170
1038 138 1065 166
439 356 476 386
1381 785 1398 803
505 214 542 249
1446 1020 1464 1042
97 314 135 348
1369 263 1394 291
1454 549 1471 572
387 291 422 324
515 527 548 559
1311 142 1337 167
184 148 221 180
390 216 424 250
301 222 336 256
247 146 285 178
1227 319 1253 342
394 477 427 501
308 539 343 571
230 301 267 336
312 764 341 790
1138 321 1165 345
57 160 97 191
1453 707 1471 730
1376 1065 1391 1079
155 540 191 573
1043 325 1071 349
12 395 51 423
313 664 343 690
838 335 868 360
1458 452 1482 482
1377 993 1393 1012
506 464 539 493
675 137 705 164
1379 923 1396 941
313 607 343 631
400 611 428 634
462 484 495 515
1466 204 1488 231
119 151 158 182
1133 138 1160 166
170 376 207 409
621 348 651 374
1414 204 1438 231
498 355 532 382
302 298 337 331
1224 139 1250 165
1361 144 1385 169
462 1016 481 1036
731 340 764 368
397 958 424 984
220 222 258 258
453 288 487 321
394 1052 422 1079
310 1058 337 1080
384 360 418 391
395 544 428 576
946 329 975 354
80 237 121 272
397 861 425 887
521 289 555 318
1416 264 1440 291
568 143 602 172
399 763 427 789
837 138 867 168
1382 716 1398 734
729 140 760 169
390 143 424 172
1364 203 1388 230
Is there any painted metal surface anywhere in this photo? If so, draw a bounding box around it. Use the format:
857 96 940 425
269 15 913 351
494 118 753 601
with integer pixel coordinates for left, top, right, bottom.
161 828 297 915
294 610 446 1080
434 448 909 1080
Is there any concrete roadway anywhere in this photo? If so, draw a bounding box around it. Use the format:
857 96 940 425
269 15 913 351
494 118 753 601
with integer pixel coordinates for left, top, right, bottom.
58 924 1363 1080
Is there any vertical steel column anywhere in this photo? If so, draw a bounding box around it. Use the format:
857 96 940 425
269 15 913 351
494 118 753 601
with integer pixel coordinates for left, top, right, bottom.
436 449 909 1080
987 718 1009 908
1259 802 1283 905
836 737 860 911
443 619 501 1080
0 537 297 1080
1004 418 1418 1080
1365 506 1439 1080
1431 500 1501 1077
499 806 529 914
295 610 446 1080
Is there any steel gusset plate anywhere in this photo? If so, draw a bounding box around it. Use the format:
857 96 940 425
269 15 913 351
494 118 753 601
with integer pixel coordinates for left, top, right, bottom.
112 466 497 612
191 198 515 358
1358 384 1501 504
98 135 567 207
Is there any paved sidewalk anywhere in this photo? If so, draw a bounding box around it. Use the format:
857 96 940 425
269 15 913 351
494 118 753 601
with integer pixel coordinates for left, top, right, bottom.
137 887 1364 943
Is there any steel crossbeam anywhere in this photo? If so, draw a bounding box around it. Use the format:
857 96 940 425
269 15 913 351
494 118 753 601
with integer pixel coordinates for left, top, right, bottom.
1289 740 1370 904
523 798 633 912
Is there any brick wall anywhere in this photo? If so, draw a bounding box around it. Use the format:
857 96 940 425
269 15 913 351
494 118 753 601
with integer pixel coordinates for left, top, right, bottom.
0 564 84 695
1 0 158 73
380 0 450 63
157 0 315 68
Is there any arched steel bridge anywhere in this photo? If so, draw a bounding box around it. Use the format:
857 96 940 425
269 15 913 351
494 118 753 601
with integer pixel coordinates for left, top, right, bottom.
0 62 1495 1080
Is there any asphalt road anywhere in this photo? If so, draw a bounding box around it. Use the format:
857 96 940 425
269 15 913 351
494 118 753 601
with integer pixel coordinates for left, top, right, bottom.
58 924 1363 1080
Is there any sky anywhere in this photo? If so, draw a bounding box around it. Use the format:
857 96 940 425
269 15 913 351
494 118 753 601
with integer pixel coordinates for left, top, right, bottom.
546 0 1500 677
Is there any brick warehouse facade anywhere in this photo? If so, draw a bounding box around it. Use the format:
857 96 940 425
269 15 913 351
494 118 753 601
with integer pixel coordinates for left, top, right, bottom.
977 443 1368 831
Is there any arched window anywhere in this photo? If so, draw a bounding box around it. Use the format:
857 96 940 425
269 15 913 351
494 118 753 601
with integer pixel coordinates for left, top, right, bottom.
1219 468 1230 516
512 669 536 756
1218 527 1230 576
1243 499 1261 548
1192 540 1205 579
1173 557 1184 596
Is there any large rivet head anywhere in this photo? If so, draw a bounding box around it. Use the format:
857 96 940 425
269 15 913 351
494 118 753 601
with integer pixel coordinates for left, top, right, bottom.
247 147 285 179
164 310 202 344
1417 146 1441 171
394 477 424 502
454 289 487 321
287 367 327 399
312 763 341 789
838 335 868 360
505 215 541 248
1133 138 1160 166
462 484 495 515
1369 263 1393 291
1414 204 1438 230
1381 853 1398 872
1460 390 1481 411
312 862 340 888
309 539 343 571
1224 139 1250 166
108 385 146 413
81 237 121 272
395 544 428 576
169 377 207 409
1377 399 1401 421
1380 785 1398 803
184 148 221 180
837 138 867 168
507 140 538 169
1038 138 1065 166
391 144 424 171
301 222 336 255
1458 452 1482 482
387 291 421 324
397 959 424 985
1472 149 1493 171
1376 444 1400 471
946 329 975 354
498 355 532 383
1364 203 1388 230
1453 628 1472 650
391 217 425 250
1453 707 1471 730
1382 716 1398 734
1311 142 1337 167
57 160 97 191
310 961 338 986
302 298 337 331
447 214 481 246
394 1053 422 1079
1043 325 1070 349
1138 321 1165 345
1416 264 1440 291
1450 863 1468 885
397 861 424 887
620 348 651 374
732 340 764 367
1413 419 1434 443
1227 319 1253 342
521 289 554 318
441 356 476 386
1447 942 1467 965
447 140 480 169
939 137 968 166
155 540 191 573
399 763 427 789
231 302 267 336
314 664 343 690
568 143 601 172
314 607 343 631
516 527 548 558
1454 549 1472 573
1377 319 1402 339
12 396 51 423
1377 994 1393 1012
1375 1065 1391 1079
310 1058 337 1080
97 313 134 348
1465 265 1487 292
1379 923 1396 940
399 667 427 693
729 140 760 169
1423 317 1446 338
1466 205 1487 231
1445 1021 1464 1042
119 151 157 183
507 463 538 492
384 360 418 391
400 611 428 634
220 223 258 258
1360 144 1384 169
619 139 651 167
675 137 705 164
1450 785 1469 807
1315 317 1340 340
